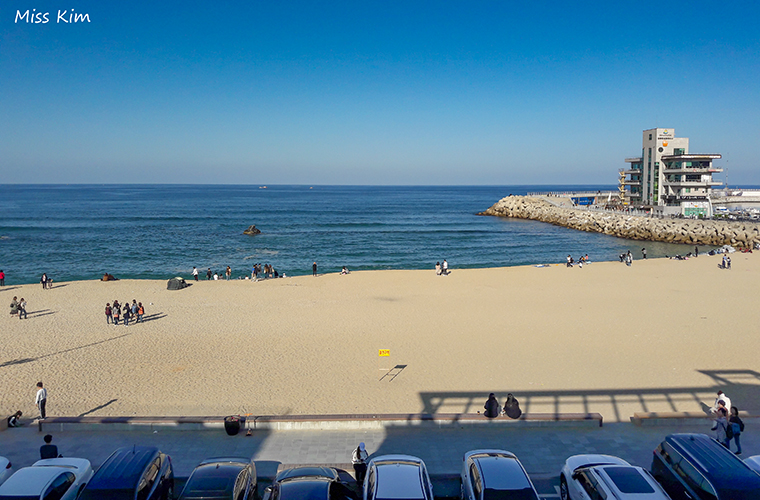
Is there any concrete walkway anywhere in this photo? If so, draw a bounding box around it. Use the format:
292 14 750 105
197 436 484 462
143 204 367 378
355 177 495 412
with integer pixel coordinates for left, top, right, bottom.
2 421 757 497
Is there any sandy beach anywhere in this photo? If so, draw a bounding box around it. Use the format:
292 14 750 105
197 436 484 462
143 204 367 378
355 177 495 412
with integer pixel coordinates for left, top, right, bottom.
2 253 759 423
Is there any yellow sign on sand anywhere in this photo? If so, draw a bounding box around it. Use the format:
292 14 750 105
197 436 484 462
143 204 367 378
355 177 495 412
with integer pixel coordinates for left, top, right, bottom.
378 349 390 357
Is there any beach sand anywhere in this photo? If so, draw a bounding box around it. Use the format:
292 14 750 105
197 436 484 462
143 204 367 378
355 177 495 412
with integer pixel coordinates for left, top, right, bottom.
2 253 759 422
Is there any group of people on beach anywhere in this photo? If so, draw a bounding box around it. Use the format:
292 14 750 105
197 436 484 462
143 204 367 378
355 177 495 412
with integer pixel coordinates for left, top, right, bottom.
435 259 449 275
9 296 28 319
566 254 590 267
193 264 285 281
40 273 53 289
483 392 522 419
105 299 145 325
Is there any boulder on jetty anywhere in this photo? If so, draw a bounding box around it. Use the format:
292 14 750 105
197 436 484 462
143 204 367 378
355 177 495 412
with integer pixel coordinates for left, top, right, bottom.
243 225 261 235
479 196 760 249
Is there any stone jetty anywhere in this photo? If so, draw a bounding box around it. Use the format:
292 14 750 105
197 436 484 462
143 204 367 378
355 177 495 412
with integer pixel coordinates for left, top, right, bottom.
479 196 760 248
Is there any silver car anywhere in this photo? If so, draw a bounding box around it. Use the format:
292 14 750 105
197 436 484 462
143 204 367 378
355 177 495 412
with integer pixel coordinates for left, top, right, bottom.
560 454 670 500
363 455 434 500
461 450 539 500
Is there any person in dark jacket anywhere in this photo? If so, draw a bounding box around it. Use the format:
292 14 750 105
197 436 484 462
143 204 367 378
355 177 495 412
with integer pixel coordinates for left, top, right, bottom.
729 406 745 455
504 393 522 419
40 434 59 459
484 393 500 418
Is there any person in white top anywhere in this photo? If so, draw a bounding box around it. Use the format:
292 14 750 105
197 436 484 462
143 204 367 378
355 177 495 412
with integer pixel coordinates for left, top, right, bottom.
352 442 369 483
35 381 47 419
192 267 199 281
442 259 449 275
712 390 731 414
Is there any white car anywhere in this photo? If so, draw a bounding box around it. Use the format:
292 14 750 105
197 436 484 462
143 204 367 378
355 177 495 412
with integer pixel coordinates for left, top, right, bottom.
0 457 12 487
744 455 760 475
559 454 670 500
363 455 434 500
461 449 539 500
0 457 93 500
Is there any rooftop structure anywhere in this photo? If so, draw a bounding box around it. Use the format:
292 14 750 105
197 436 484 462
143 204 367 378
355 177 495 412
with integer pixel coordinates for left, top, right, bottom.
619 128 722 216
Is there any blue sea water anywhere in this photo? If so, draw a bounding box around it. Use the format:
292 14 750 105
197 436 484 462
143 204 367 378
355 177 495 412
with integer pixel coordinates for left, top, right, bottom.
0 185 701 284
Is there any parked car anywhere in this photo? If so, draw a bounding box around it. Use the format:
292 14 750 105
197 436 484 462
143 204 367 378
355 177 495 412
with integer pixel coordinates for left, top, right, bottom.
461 449 539 500
178 457 257 500
0 457 93 500
744 455 760 475
652 433 760 499
262 466 355 500
0 457 12 487
78 446 174 500
560 454 670 500
363 455 434 500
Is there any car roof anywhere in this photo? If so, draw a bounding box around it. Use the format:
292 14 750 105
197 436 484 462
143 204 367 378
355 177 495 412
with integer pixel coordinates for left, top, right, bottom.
278 479 330 500
594 465 665 498
275 467 337 482
566 454 630 472
198 457 252 468
474 455 532 491
180 463 247 499
32 458 91 472
0 466 69 494
665 434 760 493
374 458 425 500
86 446 159 490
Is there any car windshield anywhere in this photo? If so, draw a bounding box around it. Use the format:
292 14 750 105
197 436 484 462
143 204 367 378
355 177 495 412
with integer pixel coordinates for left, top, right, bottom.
483 488 539 500
185 476 234 493
602 467 654 494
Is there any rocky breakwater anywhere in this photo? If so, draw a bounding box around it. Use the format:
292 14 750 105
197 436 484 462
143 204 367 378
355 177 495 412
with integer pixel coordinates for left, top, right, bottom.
479 196 760 248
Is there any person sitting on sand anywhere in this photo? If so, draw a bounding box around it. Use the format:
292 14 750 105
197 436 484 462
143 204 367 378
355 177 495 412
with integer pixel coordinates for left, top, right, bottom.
341 266 350 275
435 262 441 275
7 411 22 427
10 296 18 316
484 393 500 418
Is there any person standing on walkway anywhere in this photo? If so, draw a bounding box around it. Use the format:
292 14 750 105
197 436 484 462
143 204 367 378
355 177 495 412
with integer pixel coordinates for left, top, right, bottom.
105 303 113 324
484 393 500 418
313 262 318 276
714 406 729 447
729 406 745 455
35 382 47 420
18 298 27 319
352 442 369 484
192 267 199 281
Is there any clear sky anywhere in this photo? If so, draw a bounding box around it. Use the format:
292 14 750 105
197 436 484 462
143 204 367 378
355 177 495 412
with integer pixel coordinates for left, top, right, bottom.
1 1 758 185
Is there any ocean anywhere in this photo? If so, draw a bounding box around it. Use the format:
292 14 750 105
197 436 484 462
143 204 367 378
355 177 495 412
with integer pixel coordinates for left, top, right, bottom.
0 184 700 284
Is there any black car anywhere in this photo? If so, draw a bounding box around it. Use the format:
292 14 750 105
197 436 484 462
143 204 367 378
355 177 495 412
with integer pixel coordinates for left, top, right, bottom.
263 467 356 500
652 433 760 500
178 457 257 500
79 446 174 500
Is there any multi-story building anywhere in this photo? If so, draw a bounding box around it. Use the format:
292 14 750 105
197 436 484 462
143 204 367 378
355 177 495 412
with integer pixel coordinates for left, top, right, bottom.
620 128 722 216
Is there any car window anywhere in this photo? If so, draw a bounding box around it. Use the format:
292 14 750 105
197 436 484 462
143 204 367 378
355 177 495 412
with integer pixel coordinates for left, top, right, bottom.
136 459 161 500
577 471 606 500
470 463 481 499
42 471 76 500
234 469 249 500
602 468 654 494
673 459 717 500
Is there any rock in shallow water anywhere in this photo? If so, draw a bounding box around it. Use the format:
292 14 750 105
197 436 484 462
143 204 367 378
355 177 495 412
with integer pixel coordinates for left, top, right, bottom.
243 225 261 235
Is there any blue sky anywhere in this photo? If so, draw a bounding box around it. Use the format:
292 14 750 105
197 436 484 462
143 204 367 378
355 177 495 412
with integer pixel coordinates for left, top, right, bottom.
1 1 758 185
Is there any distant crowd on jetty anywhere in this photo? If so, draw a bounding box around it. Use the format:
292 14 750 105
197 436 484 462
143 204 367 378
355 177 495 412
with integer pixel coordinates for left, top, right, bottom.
480 195 760 248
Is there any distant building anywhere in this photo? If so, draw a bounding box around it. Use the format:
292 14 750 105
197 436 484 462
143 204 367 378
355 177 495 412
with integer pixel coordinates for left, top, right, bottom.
620 128 722 216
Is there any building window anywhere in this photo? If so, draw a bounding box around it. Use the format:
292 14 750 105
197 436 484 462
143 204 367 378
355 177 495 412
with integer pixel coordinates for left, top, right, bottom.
649 134 652 140
674 148 685 155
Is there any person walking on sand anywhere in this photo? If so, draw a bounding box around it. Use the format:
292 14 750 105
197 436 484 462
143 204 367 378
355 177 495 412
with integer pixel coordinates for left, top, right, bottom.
35 382 47 420
714 406 729 447
729 406 745 455
192 267 199 281
105 303 113 324
18 298 27 319
352 442 369 484
313 262 318 276
483 393 500 418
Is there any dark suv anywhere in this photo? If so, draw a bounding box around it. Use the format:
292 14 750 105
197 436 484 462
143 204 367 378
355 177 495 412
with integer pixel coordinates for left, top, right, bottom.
651 433 760 500
79 446 174 500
